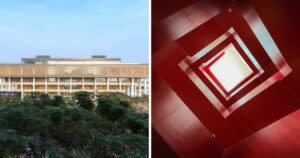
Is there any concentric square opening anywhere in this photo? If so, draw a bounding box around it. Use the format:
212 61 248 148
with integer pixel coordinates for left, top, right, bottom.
201 44 253 93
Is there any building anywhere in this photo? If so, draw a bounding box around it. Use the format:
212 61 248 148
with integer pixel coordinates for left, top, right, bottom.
0 55 148 98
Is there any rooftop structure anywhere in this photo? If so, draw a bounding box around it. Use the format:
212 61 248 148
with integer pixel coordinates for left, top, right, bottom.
21 55 122 64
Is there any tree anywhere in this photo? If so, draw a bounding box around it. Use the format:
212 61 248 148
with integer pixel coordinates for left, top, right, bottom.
39 93 52 106
96 95 114 115
97 94 128 121
52 95 65 107
0 92 148 157
74 91 94 110
119 100 130 108
0 129 25 158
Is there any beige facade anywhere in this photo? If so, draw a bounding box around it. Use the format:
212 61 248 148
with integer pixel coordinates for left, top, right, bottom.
0 56 149 98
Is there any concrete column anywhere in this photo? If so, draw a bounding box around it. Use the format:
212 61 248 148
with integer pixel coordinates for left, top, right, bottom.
0 79 3 91
21 77 24 99
145 78 148 95
58 77 60 95
8 77 11 91
94 78 97 95
127 87 130 96
70 77 72 93
139 80 142 97
106 78 109 91
82 77 85 91
119 78 122 92
45 77 48 94
33 77 35 91
131 78 134 97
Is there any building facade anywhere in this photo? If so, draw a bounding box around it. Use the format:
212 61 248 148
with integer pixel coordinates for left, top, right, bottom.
0 55 148 98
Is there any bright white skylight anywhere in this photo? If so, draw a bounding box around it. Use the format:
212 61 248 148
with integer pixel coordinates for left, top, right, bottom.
207 44 253 92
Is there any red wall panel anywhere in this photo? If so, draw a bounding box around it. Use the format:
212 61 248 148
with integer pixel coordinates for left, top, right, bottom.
152 72 222 157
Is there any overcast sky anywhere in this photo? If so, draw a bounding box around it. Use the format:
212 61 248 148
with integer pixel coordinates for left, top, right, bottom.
0 0 148 63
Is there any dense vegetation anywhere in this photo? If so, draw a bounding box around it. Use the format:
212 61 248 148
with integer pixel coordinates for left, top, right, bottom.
0 92 148 158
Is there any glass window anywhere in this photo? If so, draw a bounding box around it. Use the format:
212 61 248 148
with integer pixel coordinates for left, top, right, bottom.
59 78 70 82
23 78 33 82
119 78 130 82
35 77 46 82
109 85 119 90
48 78 57 82
134 78 140 82
60 85 70 89
109 78 118 82
11 78 20 82
23 85 33 89
72 85 82 89
84 78 95 82
95 78 106 82
72 78 82 82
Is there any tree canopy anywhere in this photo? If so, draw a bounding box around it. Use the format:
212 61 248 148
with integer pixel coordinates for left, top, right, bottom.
0 92 148 158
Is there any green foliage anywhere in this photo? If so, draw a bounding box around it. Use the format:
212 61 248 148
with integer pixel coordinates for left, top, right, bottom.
109 106 126 121
0 129 25 157
52 95 65 107
97 95 114 115
74 91 95 110
124 110 148 135
39 93 52 106
120 100 130 108
0 92 148 157
46 106 63 125
97 93 148 134
97 92 133 121
48 146 69 158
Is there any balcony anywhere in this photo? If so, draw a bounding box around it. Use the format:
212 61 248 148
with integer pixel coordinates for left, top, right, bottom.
35 82 46 85
35 89 46 92
47 82 60 85
120 82 131 85
95 82 106 85
47 89 59 93
10 82 21 85
59 89 70 92
84 82 95 85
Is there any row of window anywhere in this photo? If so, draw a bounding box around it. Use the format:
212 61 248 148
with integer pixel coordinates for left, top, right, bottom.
2 84 146 91
23 91 147 98
48 67 136 75
2 77 148 83
6 85 146 90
